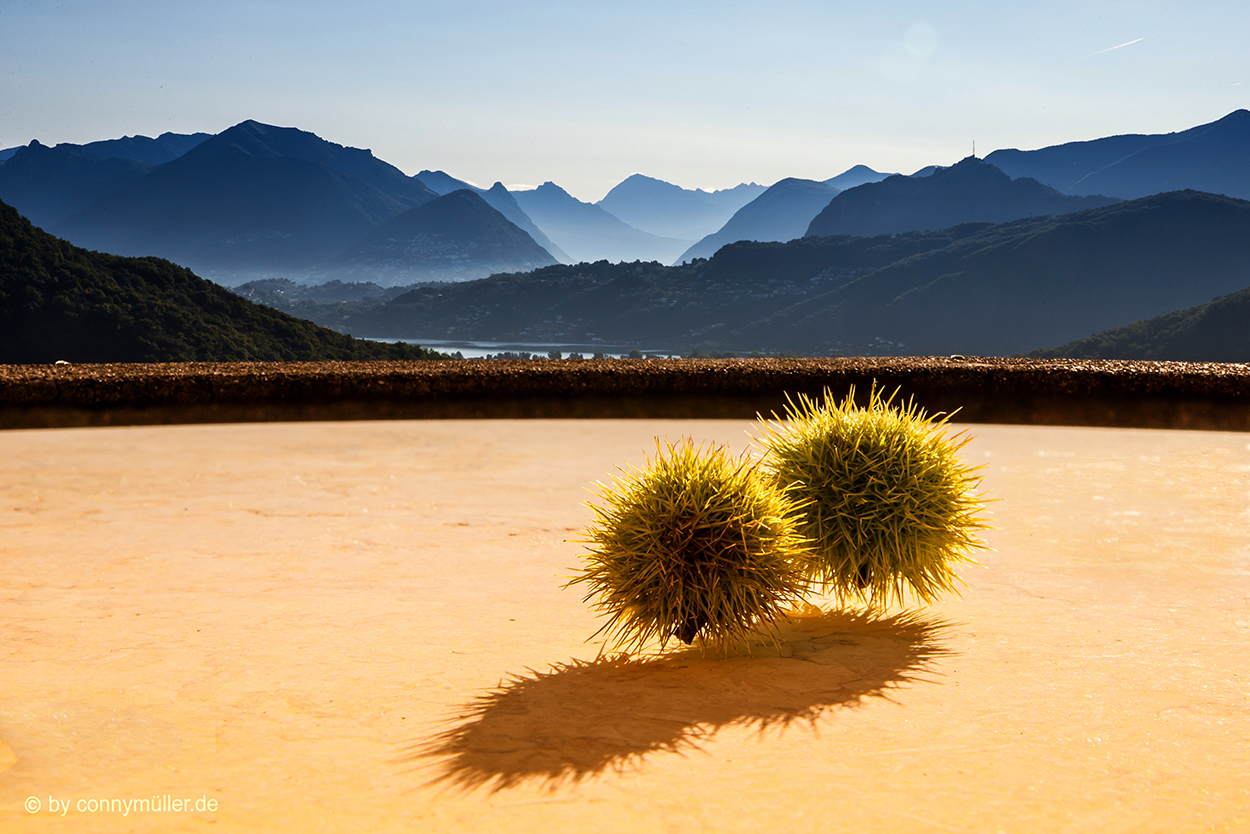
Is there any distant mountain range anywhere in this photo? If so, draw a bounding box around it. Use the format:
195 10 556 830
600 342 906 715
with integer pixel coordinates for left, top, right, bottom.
4 110 1249 289
1 120 571 286
0 131 210 166
678 178 841 263
75 131 212 165
747 190 1250 356
513 182 692 264
415 170 570 262
986 109 1250 199
325 189 557 284
675 167 896 263
5 118 756 280
823 165 894 190
0 198 442 362
287 190 1250 359
805 157 1119 238
596 175 766 241
0 140 153 229
58 120 435 273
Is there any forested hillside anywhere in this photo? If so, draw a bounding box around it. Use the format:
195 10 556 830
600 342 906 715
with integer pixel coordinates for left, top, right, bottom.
0 200 444 363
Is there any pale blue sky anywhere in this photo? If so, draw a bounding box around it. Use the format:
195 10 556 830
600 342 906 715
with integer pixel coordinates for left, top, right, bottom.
2 0 1246 201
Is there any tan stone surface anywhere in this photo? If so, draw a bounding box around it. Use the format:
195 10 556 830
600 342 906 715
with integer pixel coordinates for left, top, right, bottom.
1 419 1248 832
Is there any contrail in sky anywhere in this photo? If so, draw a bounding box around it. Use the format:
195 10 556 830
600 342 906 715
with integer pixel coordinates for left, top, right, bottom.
1088 37 1144 57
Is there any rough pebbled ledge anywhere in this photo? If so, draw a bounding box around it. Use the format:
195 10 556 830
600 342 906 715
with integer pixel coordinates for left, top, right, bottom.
1 357 1248 431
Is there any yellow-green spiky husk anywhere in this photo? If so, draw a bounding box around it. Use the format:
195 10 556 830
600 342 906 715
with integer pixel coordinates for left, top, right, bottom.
569 438 811 654
756 386 989 608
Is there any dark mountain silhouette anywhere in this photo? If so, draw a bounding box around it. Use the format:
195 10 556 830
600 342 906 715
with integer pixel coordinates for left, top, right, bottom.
805 157 1119 238
1073 110 1250 200
1031 285 1250 362
414 170 479 195
415 170 568 262
513 182 690 264
750 191 1250 355
596 174 766 241
182 120 435 207
824 165 894 190
0 147 18 162
678 178 840 263
478 182 568 262
986 110 1250 199
0 141 153 229
57 120 437 274
304 225 990 348
77 131 212 165
0 199 441 363
304 191 1250 359
325 189 557 285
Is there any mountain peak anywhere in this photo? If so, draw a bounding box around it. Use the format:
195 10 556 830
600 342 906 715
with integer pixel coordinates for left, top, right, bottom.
328 188 556 284
986 110 1250 199
415 170 479 196
598 175 768 242
806 158 1118 238
927 157 1014 184
1204 108 1250 136
824 165 894 190
534 181 573 199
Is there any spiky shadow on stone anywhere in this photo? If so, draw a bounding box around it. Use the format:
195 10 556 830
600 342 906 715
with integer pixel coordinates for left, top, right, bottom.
403 608 951 793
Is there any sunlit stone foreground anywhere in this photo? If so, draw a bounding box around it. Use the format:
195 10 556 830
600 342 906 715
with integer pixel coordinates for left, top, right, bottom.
2 417 1247 832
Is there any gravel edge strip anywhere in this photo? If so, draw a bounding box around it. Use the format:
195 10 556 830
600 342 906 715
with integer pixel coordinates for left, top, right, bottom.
1 357 1248 431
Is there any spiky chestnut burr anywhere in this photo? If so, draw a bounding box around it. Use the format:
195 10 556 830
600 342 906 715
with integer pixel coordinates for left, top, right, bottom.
568 438 811 654
757 386 990 607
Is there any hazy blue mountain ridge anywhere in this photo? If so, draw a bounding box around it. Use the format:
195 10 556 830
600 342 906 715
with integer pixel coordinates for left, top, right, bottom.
191 120 437 208
324 189 558 286
57 130 416 273
415 170 569 262
76 131 212 165
823 165 895 190
0 141 153 229
677 178 841 263
0 131 212 229
15 121 554 285
805 157 1119 238
762 190 1250 356
299 191 1250 360
1073 110 1250 200
986 109 1250 199
513 182 691 264
0 132 209 165
8 111 1249 291
479 182 569 262
596 174 766 240
414 169 479 195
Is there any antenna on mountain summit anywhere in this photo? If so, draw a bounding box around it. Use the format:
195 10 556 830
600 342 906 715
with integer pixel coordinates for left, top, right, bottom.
972 140 976 158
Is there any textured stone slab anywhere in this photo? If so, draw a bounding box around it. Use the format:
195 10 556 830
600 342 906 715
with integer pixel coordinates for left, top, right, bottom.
1 419 1248 832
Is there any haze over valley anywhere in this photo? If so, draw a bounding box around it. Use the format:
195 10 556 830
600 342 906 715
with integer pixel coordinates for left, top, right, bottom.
4 103 1250 363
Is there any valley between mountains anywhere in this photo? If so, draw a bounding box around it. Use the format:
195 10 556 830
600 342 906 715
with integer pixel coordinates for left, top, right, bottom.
2 110 1249 361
